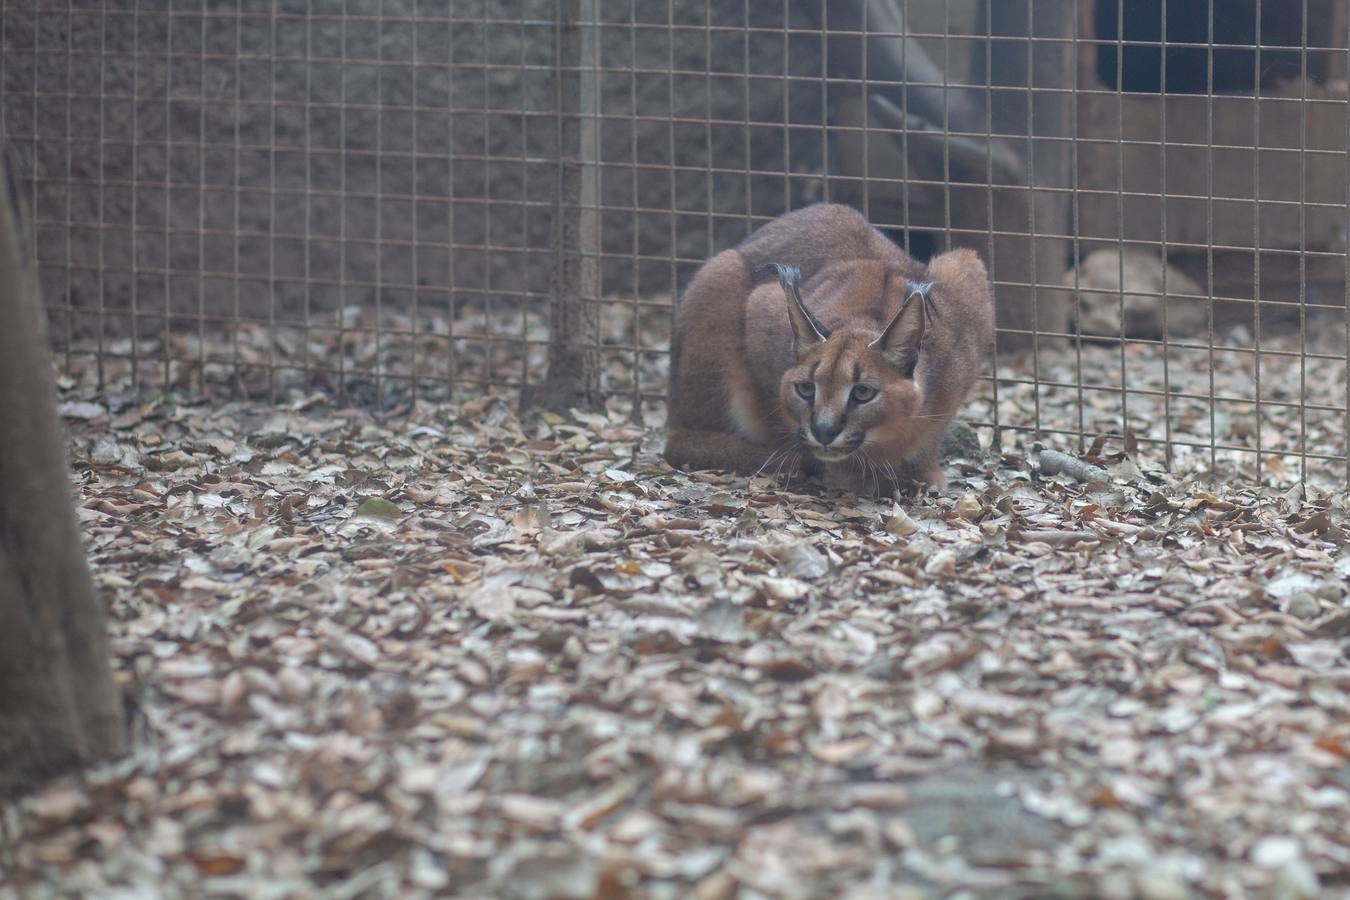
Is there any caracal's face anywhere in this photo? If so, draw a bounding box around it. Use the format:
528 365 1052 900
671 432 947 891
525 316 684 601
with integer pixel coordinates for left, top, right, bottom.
780 332 921 463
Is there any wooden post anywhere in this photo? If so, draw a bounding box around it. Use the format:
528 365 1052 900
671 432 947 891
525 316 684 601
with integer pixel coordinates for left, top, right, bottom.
536 0 601 411
0 149 126 796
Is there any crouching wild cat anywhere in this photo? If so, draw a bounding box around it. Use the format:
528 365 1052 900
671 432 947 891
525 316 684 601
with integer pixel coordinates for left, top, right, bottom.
664 204 994 493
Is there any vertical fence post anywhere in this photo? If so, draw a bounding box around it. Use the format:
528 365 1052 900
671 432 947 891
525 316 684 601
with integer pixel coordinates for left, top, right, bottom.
538 0 600 411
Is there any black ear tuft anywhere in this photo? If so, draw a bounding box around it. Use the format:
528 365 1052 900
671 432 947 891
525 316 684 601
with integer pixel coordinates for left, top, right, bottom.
905 279 937 323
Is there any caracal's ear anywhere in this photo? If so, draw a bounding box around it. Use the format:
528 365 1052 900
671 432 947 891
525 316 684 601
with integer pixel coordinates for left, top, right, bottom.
770 263 829 355
872 281 928 378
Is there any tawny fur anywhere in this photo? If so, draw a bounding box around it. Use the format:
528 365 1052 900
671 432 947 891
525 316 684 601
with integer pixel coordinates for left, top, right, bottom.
664 203 994 493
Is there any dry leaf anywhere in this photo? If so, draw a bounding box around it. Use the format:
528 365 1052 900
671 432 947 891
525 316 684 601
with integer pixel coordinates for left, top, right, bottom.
22 324 1350 898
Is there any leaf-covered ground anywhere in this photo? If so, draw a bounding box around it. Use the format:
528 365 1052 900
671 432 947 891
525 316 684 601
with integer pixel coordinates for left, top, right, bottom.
4 336 1350 899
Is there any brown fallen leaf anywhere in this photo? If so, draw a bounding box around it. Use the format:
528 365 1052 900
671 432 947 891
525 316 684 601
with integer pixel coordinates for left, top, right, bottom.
812 736 875 765
188 853 247 876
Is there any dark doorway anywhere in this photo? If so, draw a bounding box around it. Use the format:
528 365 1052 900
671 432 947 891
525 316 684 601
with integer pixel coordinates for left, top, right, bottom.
1094 0 1308 94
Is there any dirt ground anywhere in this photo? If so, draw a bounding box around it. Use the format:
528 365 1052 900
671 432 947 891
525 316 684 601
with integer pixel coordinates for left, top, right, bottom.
2 331 1350 899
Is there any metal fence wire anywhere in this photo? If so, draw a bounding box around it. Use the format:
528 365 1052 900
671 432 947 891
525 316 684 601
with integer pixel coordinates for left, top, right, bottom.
2 1 1348 487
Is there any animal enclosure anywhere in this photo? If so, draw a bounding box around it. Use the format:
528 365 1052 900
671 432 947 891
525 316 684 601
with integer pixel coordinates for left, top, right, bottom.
7 6 1350 897
3 0 1349 485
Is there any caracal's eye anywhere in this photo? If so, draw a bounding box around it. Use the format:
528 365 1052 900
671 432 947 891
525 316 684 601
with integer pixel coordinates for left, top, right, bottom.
795 381 816 401
850 384 878 404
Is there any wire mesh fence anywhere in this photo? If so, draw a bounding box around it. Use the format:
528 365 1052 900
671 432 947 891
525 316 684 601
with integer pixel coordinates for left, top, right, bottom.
2 1 1348 486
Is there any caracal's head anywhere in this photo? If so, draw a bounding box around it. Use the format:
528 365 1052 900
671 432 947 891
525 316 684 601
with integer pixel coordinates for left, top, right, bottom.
771 264 929 464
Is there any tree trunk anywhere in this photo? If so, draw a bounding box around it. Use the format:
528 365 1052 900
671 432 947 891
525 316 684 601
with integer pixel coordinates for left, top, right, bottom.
0 150 126 796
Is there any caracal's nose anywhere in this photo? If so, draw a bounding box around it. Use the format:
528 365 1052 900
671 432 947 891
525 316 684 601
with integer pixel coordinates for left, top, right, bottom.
810 421 843 445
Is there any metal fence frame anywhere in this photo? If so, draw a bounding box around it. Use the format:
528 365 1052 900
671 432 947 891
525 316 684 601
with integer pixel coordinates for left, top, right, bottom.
2 1 1347 485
